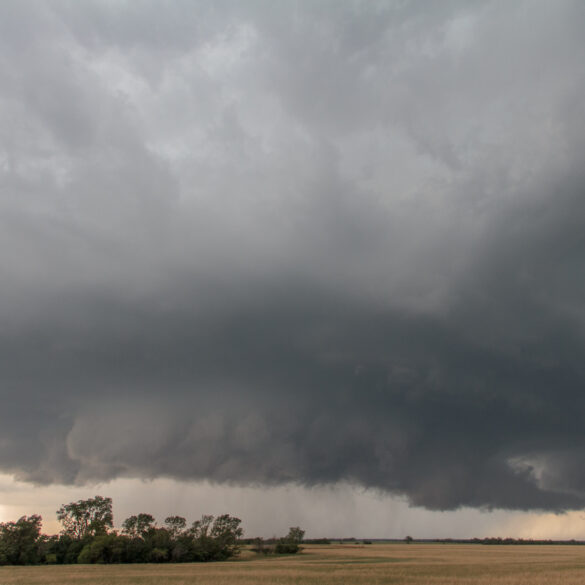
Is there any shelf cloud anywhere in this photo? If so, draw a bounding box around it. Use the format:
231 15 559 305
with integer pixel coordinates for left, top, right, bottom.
1 0 585 511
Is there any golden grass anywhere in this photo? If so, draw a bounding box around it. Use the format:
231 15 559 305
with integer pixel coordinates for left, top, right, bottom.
2 544 585 585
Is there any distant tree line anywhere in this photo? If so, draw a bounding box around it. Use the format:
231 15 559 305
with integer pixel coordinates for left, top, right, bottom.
249 526 306 555
473 537 583 545
414 538 585 545
0 495 301 565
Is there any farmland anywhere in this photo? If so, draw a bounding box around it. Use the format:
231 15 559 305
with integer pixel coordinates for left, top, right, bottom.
1 543 585 585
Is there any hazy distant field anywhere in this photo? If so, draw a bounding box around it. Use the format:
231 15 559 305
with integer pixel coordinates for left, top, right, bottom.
2 544 585 585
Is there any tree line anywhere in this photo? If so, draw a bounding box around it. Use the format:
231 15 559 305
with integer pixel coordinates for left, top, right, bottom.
0 495 304 565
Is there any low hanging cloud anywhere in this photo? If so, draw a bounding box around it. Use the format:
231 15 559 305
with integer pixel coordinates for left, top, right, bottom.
1 0 585 511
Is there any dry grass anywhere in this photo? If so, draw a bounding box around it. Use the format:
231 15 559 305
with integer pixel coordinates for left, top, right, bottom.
2 544 585 585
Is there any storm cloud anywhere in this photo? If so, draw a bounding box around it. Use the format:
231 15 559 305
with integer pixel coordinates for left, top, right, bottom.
1 0 585 511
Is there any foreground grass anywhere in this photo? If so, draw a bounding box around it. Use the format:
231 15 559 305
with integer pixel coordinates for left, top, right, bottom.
2 544 585 585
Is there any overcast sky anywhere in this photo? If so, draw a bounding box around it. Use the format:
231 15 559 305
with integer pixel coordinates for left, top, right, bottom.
2 0 585 538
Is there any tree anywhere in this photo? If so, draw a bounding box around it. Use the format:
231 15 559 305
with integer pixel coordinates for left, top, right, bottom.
77 533 126 564
189 515 214 539
145 528 172 562
275 526 305 555
189 514 243 561
122 513 156 539
0 515 43 565
209 514 243 559
56 496 113 540
164 516 187 539
0 498 246 565
286 527 305 544
164 516 189 561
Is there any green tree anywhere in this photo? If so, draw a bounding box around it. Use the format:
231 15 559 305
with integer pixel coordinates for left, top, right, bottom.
275 526 305 555
189 514 243 561
164 516 187 539
189 515 214 539
210 514 243 559
286 527 305 544
146 528 171 562
0 515 43 565
57 496 113 540
122 513 156 539
76 533 130 564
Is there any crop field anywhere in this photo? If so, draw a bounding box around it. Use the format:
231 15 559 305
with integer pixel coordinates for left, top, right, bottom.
2 543 585 585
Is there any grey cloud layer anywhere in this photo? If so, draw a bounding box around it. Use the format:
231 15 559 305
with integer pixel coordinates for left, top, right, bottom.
1 0 585 510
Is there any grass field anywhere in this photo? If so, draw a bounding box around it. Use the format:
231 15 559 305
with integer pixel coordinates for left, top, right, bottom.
2 544 585 585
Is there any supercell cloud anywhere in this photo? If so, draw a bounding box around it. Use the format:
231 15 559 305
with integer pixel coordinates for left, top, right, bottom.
1 0 585 510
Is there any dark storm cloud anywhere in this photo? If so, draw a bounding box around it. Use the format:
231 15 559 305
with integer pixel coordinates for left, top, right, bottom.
1 0 585 510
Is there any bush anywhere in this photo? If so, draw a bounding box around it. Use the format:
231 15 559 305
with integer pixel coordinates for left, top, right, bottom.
275 541 300 554
149 547 168 563
276 527 304 554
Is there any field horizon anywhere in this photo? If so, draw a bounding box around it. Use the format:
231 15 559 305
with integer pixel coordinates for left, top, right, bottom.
2 543 585 585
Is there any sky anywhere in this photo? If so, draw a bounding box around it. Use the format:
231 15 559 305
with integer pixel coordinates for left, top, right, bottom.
2 0 585 539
